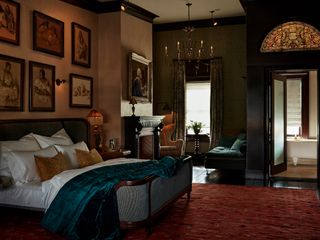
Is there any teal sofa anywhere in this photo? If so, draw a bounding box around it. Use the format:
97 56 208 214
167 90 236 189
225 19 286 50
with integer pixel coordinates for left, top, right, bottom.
204 133 246 170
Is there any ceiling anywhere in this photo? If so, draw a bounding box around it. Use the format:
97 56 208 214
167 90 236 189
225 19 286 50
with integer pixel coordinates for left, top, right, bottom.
96 0 246 24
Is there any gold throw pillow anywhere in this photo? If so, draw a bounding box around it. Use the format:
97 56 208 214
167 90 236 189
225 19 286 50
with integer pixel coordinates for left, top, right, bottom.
35 152 70 181
75 148 103 168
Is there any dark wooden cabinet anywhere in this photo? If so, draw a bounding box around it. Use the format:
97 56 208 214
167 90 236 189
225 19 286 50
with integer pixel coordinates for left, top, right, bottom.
123 116 163 159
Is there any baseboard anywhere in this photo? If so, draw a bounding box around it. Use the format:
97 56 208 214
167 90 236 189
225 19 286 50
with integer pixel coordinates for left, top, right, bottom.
245 169 265 180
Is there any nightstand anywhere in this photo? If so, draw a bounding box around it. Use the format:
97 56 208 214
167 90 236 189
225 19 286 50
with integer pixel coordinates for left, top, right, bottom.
99 150 131 160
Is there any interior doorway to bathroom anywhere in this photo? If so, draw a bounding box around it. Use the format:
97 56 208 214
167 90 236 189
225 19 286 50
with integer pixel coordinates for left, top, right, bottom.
268 69 318 181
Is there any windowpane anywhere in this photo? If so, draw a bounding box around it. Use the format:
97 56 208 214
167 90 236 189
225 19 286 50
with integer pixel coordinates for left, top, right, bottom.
286 80 301 136
186 82 210 134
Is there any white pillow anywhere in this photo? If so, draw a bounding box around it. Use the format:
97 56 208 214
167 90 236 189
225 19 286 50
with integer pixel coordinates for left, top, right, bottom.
54 141 89 168
32 128 73 149
7 146 58 184
0 134 40 177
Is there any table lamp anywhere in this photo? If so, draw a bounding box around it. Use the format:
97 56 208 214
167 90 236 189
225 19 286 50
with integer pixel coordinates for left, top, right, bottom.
87 109 104 149
129 97 137 116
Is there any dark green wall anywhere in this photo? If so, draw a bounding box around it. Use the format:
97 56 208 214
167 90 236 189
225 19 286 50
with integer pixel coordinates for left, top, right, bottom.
152 24 247 131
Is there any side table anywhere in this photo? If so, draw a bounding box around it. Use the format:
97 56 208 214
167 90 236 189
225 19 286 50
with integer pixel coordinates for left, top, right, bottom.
99 150 131 160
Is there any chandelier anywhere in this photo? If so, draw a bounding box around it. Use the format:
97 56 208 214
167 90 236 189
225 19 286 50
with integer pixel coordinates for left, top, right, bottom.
164 2 217 61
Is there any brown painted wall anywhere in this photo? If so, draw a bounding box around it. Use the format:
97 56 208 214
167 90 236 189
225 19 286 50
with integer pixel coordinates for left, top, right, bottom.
0 0 99 120
97 11 153 147
1 1 153 149
153 24 247 131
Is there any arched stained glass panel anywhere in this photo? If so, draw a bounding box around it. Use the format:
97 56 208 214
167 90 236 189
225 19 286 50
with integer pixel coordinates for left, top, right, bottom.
260 21 320 52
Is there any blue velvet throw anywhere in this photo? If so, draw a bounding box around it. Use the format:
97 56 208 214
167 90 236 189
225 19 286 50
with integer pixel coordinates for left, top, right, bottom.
42 156 179 240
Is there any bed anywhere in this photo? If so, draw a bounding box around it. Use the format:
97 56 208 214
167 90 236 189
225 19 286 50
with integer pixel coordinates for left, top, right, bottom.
0 118 192 238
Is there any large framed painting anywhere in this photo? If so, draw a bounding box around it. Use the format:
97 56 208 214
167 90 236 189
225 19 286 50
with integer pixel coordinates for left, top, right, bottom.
0 0 20 45
0 54 24 111
29 61 55 112
69 73 92 108
128 52 151 102
33 10 64 57
72 22 91 68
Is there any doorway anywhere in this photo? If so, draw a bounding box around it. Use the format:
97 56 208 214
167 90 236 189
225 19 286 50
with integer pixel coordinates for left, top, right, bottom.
268 69 318 181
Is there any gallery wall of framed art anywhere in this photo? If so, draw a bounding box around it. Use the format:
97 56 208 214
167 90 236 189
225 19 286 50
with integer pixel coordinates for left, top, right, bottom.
0 0 98 118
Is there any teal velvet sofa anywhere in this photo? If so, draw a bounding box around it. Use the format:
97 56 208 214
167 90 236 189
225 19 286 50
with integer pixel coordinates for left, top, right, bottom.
204 133 246 171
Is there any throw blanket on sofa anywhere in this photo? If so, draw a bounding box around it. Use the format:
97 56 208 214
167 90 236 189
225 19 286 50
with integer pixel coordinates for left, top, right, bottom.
42 156 179 240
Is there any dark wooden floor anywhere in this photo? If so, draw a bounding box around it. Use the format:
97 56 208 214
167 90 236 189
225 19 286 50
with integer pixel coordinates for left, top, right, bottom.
193 165 319 190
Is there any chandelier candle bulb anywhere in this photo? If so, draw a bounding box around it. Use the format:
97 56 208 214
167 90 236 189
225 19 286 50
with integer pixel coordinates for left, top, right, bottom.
210 45 214 57
165 46 168 56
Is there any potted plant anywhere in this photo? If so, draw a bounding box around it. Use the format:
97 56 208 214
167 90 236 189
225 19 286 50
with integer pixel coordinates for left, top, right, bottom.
187 120 204 135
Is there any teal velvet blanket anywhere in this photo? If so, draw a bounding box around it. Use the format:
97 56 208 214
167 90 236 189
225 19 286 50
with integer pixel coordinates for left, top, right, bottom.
42 156 180 240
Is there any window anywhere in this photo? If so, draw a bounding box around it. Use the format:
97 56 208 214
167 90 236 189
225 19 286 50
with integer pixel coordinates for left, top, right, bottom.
186 82 211 134
286 79 302 136
285 74 309 138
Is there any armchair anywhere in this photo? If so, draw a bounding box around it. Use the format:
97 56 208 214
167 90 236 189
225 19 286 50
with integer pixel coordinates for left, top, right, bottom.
160 123 184 157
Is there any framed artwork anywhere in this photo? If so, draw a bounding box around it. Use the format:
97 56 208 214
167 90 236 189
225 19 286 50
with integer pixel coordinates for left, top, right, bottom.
29 61 55 112
69 73 92 108
33 10 64 57
128 52 151 102
0 54 24 111
72 22 91 68
0 0 20 45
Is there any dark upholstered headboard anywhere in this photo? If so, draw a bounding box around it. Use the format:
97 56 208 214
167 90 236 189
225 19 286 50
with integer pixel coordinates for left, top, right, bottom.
0 118 89 144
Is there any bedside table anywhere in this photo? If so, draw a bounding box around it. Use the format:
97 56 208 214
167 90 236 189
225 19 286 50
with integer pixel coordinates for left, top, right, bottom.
99 150 131 160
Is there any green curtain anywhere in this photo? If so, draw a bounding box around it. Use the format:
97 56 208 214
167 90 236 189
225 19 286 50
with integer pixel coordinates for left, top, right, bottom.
173 60 186 141
209 58 223 148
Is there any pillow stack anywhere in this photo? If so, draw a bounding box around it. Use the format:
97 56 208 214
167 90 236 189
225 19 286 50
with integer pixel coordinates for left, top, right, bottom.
0 128 104 185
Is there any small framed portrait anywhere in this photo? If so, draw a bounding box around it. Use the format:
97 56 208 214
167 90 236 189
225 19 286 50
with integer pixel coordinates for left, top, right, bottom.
0 0 20 45
33 10 64 57
0 54 24 111
128 52 151 103
69 73 92 108
29 61 55 112
72 22 91 68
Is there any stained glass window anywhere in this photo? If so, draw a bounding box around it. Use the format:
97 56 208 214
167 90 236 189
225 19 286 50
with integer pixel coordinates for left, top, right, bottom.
260 21 320 52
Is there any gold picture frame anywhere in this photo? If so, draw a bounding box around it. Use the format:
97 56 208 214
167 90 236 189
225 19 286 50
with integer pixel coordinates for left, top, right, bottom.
128 52 151 103
0 54 24 111
29 61 55 112
69 73 92 108
72 22 91 68
0 0 20 45
33 10 64 57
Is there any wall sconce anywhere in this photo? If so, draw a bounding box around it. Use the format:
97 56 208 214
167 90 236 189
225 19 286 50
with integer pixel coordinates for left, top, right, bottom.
121 0 129 11
129 97 137 116
56 78 66 86
87 109 104 149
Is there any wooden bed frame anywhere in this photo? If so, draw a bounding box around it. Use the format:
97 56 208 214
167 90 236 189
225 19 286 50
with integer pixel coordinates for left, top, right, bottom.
0 118 192 230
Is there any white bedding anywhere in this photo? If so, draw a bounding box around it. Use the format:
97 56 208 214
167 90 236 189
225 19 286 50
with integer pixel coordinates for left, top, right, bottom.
0 181 45 210
0 158 148 211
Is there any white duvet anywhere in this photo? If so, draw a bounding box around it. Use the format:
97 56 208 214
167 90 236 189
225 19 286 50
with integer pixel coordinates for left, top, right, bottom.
42 158 149 210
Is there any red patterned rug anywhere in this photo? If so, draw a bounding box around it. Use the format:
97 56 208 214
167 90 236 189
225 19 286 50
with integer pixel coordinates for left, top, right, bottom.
124 184 320 240
1 183 319 240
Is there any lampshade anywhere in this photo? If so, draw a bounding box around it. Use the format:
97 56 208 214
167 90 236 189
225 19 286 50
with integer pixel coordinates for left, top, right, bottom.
87 109 103 126
129 97 137 105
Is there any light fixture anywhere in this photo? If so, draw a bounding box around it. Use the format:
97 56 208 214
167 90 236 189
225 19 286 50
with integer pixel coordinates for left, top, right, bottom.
56 78 66 86
129 97 137 116
164 2 215 61
210 9 219 27
121 0 129 11
87 109 104 149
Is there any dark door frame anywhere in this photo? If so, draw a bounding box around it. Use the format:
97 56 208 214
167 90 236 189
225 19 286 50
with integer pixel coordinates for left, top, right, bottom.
264 65 320 187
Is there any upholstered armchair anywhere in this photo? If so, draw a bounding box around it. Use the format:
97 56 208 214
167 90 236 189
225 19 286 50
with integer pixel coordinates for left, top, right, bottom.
160 123 184 157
